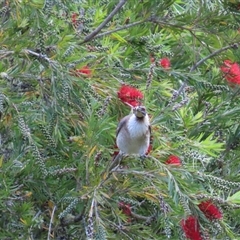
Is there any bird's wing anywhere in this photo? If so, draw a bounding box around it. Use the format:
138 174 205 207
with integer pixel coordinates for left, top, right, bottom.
148 125 151 134
116 115 130 137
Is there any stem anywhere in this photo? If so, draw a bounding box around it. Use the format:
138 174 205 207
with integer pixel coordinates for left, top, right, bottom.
81 0 128 44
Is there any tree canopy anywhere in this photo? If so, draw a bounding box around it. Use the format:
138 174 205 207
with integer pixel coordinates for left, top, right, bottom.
1 0 240 239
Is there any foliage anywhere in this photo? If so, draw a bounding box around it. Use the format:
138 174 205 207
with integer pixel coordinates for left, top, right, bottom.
1 0 240 239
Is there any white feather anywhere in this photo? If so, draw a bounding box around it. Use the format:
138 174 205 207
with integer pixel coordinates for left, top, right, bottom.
127 114 150 138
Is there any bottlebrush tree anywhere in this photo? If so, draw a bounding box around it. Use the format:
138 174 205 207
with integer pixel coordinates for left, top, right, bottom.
1 0 240 239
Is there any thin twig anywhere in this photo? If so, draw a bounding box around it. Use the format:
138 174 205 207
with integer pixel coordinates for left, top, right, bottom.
24 49 51 63
113 168 156 178
81 0 128 44
108 152 124 172
149 16 193 31
146 63 155 90
149 16 240 99
94 20 146 39
190 43 239 72
149 16 236 68
176 42 240 97
89 197 95 217
0 50 14 60
12 103 20 114
61 212 84 226
189 30 212 55
47 205 56 240
131 211 156 222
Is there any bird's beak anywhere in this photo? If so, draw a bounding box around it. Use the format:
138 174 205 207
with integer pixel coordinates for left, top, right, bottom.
139 108 146 116
135 107 146 118
138 109 147 117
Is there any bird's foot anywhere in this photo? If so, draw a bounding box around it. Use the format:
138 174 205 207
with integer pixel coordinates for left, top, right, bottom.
140 154 147 160
140 154 147 168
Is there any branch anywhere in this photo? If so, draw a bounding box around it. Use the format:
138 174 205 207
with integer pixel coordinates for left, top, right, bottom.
80 0 127 44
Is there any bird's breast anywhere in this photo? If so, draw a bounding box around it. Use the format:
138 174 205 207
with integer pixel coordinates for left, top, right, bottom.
116 114 150 155
127 115 150 139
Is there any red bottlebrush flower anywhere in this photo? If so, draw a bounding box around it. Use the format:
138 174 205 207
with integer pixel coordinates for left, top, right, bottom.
117 85 144 107
118 202 132 216
181 216 203 240
71 13 78 25
165 155 182 166
220 60 240 85
198 200 222 220
75 66 92 77
159 57 171 69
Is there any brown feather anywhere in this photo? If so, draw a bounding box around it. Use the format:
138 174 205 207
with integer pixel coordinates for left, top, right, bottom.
116 115 131 137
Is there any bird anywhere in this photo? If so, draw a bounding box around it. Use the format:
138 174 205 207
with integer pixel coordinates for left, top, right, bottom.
109 106 151 171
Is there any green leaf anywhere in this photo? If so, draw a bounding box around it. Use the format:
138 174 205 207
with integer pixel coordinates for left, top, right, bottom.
227 191 240 204
111 33 128 43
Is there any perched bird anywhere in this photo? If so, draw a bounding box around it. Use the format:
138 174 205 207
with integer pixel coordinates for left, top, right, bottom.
109 106 151 171
117 105 151 155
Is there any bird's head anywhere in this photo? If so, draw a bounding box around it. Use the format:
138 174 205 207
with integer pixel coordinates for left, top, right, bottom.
133 106 147 118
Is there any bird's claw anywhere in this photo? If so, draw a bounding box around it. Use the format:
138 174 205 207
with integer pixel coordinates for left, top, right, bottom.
140 154 147 160
140 154 147 168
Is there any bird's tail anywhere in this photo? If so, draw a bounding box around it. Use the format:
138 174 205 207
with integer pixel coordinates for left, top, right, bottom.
108 152 124 172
